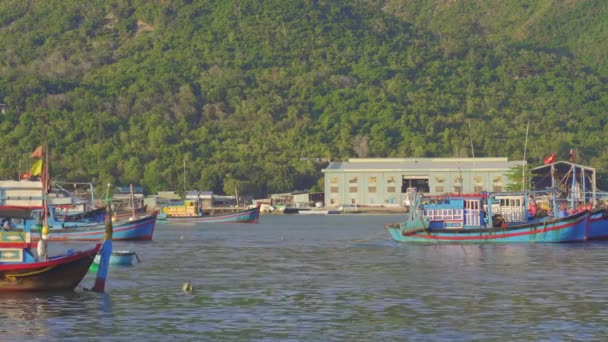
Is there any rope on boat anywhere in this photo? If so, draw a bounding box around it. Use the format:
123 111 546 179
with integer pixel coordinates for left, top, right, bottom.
6 266 55 280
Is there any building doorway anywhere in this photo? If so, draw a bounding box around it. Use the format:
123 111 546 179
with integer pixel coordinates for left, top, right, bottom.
401 177 429 193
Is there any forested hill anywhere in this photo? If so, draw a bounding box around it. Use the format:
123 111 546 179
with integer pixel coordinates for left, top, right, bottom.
1 0 608 196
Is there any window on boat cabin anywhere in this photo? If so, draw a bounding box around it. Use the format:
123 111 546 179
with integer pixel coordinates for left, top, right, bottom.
465 200 480 210
454 209 463 220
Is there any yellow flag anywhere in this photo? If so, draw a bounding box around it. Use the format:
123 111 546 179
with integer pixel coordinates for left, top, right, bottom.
30 159 43 176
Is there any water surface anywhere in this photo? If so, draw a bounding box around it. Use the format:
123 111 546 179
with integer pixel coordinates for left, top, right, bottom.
1 214 608 341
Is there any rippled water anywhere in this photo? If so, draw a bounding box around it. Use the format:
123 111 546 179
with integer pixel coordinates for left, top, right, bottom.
2 214 608 341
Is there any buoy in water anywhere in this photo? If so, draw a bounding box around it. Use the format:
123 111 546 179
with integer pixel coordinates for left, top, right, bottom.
182 282 193 292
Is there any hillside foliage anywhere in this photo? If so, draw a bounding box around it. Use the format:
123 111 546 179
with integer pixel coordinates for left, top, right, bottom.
1 0 608 195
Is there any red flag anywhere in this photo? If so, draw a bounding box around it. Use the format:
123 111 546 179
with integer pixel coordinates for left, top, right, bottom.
543 153 557 165
31 145 43 158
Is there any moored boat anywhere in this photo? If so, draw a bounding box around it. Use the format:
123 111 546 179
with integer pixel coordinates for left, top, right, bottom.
161 203 260 224
385 190 592 243
31 212 158 241
93 250 139 266
0 145 109 292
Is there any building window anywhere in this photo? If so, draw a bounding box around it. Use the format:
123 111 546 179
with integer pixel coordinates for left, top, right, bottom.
330 186 339 193
349 176 357 193
368 176 377 193
435 186 444 193
493 176 502 192
454 176 463 194
474 176 483 193
351 198 357 205
330 177 339 184
387 176 396 192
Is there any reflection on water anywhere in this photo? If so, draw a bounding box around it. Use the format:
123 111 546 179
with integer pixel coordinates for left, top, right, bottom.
2 215 608 340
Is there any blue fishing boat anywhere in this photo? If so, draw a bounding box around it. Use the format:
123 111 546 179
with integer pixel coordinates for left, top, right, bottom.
29 212 158 241
532 160 608 240
385 190 592 243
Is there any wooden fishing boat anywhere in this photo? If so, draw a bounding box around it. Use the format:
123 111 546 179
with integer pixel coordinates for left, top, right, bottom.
0 203 99 292
0 146 114 293
385 190 592 243
30 212 158 241
161 205 260 224
0 241 100 292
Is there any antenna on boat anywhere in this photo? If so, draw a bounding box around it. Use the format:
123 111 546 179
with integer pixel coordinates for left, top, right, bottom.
522 121 530 191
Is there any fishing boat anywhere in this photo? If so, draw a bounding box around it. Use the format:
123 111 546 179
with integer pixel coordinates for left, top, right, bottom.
532 160 608 240
29 212 158 241
385 190 592 243
0 206 99 291
163 201 260 223
0 146 112 292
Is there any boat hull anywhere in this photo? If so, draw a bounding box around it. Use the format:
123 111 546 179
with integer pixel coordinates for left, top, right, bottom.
587 209 608 240
0 244 99 292
386 211 590 243
32 213 157 241
94 250 137 266
164 206 260 224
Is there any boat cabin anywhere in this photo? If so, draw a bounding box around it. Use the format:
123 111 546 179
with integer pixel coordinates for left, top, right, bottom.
423 195 487 229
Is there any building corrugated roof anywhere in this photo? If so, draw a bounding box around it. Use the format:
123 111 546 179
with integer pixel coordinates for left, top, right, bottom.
323 158 525 172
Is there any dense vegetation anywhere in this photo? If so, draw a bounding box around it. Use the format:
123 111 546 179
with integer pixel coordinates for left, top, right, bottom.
1 0 608 196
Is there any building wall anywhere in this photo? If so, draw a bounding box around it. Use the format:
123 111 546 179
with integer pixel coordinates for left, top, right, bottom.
323 161 518 207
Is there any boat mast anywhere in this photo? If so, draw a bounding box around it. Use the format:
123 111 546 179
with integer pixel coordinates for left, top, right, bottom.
130 183 136 218
522 121 529 191
39 141 49 261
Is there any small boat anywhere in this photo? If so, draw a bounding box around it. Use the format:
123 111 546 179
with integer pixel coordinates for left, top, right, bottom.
93 250 140 266
385 190 593 243
162 205 260 224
